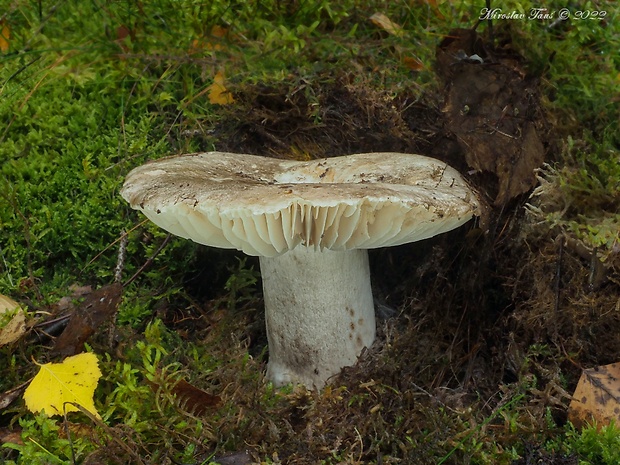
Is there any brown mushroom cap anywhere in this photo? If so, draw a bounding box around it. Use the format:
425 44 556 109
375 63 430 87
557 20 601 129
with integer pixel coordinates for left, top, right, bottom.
121 152 479 256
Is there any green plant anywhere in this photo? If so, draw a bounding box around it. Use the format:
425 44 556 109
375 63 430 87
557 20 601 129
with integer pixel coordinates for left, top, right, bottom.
568 423 620 465
2 413 94 465
526 136 620 261
223 257 259 312
437 394 525 465
540 422 620 465
98 320 217 460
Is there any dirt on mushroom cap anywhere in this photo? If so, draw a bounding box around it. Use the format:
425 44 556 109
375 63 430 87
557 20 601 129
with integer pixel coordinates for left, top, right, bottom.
121 152 480 256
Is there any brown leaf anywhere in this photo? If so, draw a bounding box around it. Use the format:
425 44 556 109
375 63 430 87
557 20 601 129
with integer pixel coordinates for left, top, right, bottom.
210 25 228 39
0 427 23 446
568 362 620 429
52 283 122 356
115 25 135 53
369 12 405 37
402 56 424 72
0 20 10 53
0 381 29 411
57 284 93 312
146 374 221 416
172 379 221 416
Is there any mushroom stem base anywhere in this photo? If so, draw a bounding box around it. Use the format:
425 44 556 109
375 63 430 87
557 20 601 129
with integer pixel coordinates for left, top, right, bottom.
260 247 376 389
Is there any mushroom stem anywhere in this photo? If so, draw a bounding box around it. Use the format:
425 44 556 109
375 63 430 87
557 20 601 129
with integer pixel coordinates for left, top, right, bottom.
259 247 376 389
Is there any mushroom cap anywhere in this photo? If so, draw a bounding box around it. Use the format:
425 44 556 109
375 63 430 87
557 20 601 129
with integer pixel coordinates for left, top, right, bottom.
121 152 480 257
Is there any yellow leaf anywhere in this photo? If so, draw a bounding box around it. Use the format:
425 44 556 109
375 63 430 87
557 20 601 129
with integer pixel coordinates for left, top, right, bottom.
208 71 234 105
0 294 20 313
24 353 102 419
0 20 9 53
0 294 26 346
369 13 405 37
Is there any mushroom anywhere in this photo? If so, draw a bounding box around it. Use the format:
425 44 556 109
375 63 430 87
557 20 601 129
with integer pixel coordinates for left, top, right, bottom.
121 152 480 389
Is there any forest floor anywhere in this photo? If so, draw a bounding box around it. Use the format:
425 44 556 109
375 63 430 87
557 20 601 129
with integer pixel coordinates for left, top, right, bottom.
0 1 619 464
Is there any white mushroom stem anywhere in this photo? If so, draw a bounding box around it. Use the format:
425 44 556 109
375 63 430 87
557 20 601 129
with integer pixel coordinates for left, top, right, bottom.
259 247 376 389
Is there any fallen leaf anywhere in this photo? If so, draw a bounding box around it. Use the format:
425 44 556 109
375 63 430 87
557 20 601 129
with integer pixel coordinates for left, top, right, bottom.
369 12 405 37
57 284 93 312
0 294 20 312
402 56 425 72
0 294 27 346
172 379 221 416
0 20 9 53
208 71 234 105
0 427 23 446
0 380 30 411
146 375 221 416
568 362 620 429
23 353 102 419
52 283 122 356
210 450 254 465
115 24 135 53
60 421 96 439
210 25 228 39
